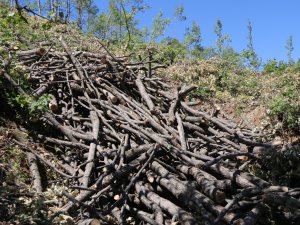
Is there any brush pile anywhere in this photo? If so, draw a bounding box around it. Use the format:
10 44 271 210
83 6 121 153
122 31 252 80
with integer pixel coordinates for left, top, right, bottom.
7 39 300 225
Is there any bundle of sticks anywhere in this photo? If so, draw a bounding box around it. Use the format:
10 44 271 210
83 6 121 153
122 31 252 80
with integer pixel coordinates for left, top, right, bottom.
9 38 300 225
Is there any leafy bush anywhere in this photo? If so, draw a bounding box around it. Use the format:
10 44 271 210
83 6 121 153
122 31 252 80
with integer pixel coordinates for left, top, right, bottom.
190 82 214 100
12 94 51 115
29 95 51 114
0 7 31 50
155 38 187 65
268 95 300 131
263 59 288 74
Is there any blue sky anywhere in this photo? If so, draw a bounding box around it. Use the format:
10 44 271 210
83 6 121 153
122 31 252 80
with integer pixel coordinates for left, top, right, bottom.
97 0 300 63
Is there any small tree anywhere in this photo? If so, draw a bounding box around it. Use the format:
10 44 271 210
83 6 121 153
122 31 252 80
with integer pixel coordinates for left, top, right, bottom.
242 20 261 70
88 0 148 48
214 18 231 57
184 21 203 58
160 37 186 64
285 35 294 64
150 11 170 42
174 4 186 21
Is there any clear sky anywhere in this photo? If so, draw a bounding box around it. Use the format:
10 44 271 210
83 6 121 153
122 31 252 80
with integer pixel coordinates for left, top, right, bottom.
97 0 300 63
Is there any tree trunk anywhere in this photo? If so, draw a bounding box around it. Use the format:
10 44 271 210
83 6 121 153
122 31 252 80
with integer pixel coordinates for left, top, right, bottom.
66 0 70 23
37 0 41 14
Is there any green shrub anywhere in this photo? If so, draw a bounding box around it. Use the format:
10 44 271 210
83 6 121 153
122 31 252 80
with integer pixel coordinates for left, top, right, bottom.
190 83 214 100
263 59 288 74
0 7 28 49
8 94 51 117
263 59 278 73
268 95 300 130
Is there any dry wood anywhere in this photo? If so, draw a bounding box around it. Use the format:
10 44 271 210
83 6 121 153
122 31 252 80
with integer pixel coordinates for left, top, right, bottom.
82 111 100 188
135 182 199 225
135 74 156 113
5 42 297 225
17 48 46 57
176 165 226 203
26 152 43 193
48 94 58 112
77 219 102 225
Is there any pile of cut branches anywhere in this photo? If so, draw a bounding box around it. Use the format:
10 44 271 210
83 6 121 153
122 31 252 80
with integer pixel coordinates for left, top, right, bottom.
4 38 300 225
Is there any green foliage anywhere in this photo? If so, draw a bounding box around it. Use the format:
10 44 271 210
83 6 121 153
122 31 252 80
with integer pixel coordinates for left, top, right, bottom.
293 59 300 72
29 94 51 114
241 20 261 70
191 84 213 100
88 0 148 48
150 11 170 42
174 4 186 21
87 12 110 39
285 35 294 64
277 60 288 72
263 59 278 73
221 46 243 67
263 59 288 74
184 21 202 57
3 146 30 184
241 49 261 70
234 74 259 96
268 77 300 130
269 97 299 130
214 19 231 57
75 0 95 28
159 37 186 64
214 67 260 97
12 94 51 115
195 47 216 60
0 3 56 53
14 94 32 108
0 8 27 47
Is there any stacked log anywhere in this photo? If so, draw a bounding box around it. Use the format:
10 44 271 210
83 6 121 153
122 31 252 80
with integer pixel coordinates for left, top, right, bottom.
7 38 300 225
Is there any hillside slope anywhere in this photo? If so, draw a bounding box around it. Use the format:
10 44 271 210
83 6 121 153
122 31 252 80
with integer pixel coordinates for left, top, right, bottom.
1 6 300 225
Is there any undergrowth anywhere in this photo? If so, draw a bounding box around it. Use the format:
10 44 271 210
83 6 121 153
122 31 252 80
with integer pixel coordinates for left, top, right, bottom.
0 4 300 224
163 57 300 135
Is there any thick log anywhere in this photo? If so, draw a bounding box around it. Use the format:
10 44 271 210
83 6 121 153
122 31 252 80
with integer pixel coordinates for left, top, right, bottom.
77 219 101 225
82 111 100 188
124 205 160 225
48 94 58 112
33 84 51 97
151 161 237 224
17 48 46 57
135 194 164 224
208 163 265 188
167 87 179 124
39 135 90 149
135 182 199 225
176 165 226 203
135 74 156 113
176 112 188 151
101 89 118 104
26 152 43 193
233 204 264 225
263 193 300 208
